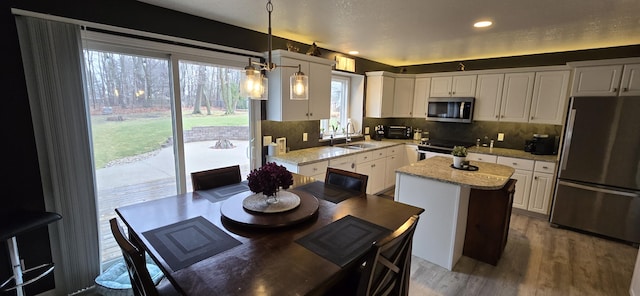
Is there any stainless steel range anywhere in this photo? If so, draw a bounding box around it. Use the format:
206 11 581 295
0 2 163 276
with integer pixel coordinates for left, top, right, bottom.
417 139 475 160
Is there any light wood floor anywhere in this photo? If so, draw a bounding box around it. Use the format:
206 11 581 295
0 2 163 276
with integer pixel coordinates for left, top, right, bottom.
407 212 638 296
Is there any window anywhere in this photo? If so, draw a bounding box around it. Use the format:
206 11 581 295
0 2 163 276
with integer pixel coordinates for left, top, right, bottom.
321 75 350 137
82 31 258 266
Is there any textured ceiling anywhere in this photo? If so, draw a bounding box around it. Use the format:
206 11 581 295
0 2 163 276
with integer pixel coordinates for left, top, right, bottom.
139 0 640 66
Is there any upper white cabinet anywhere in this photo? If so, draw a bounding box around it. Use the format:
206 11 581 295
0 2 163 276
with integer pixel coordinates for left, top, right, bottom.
266 50 334 121
474 74 504 121
392 77 415 117
498 72 535 123
366 72 395 118
430 75 477 97
621 64 640 96
530 70 570 124
412 77 431 118
571 63 640 96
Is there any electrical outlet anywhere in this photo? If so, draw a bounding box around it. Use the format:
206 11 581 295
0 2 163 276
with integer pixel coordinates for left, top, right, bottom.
303 133 308 142
497 133 505 141
263 135 272 146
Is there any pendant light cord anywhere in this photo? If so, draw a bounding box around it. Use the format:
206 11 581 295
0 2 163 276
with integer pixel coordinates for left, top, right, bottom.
267 0 274 70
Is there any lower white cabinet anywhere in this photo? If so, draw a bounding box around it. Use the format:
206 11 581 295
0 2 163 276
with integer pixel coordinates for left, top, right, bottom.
466 152 497 163
275 160 328 181
527 161 556 214
356 150 387 195
328 155 356 172
384 146 402 189
510 169 533 209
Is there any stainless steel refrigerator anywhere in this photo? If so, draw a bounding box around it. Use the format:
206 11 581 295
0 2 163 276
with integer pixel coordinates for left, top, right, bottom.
550 96 640 245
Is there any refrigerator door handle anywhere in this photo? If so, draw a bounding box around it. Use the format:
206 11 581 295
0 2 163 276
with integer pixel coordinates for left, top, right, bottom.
557 180 640 197
560 109 577 171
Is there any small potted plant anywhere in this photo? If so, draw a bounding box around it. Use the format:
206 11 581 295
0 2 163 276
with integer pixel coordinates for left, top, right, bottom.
451 146 468 168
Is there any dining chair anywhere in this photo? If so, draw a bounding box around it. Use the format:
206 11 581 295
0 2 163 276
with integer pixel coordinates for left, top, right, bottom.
324 167 369 194
191 165 242 191
327 215 420 296
109 218 180 296
355 214 420 296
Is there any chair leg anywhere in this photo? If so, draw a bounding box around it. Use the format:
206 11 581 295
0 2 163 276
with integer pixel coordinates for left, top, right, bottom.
6 237 25 296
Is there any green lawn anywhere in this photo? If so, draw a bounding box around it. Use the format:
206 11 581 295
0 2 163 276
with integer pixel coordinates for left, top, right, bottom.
91 111 248 169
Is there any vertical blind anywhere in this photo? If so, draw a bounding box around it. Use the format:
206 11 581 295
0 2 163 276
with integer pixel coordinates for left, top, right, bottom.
16 16 101 294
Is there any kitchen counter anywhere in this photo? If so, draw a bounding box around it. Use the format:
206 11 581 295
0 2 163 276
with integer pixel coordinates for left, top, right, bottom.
266 140 403 165
396 156 515 190
394 156 515 270
467 146 558 162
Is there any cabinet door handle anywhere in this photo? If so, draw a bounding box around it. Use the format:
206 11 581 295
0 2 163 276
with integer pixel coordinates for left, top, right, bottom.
542 166 549 169
313 167 317 171
512 162 518 165
351 163 355 169
534 176 538 180
310 112 313 116
530 116 534 120
612 88 618 92
495 115 499 118
623 87 628 92
501 115 505 118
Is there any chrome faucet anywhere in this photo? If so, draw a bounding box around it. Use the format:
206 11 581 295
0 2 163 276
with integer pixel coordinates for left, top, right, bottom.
345 122 352 143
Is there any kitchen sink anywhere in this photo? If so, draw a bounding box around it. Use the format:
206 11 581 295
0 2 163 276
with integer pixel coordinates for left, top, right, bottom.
338 143 377 150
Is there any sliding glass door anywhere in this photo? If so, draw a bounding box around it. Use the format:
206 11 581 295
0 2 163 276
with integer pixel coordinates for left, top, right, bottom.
83 33 254 265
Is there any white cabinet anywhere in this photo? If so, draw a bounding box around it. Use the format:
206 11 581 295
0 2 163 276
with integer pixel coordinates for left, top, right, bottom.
571 65 623 96
412 77 431 118
384 146 402 189
474 74 504 121
466 152 497 163
393 77 415 117
528 161 556 215
430 75 477 97
266 51 333 121
328 155 356 172
404 144 419 165
366 72 395 118
275 160 328 181
356 149 387 194
510 169 533 210
621 64 640 96
499 72 535 123
571 63 640 96
497 156 534 210
529 71 570 124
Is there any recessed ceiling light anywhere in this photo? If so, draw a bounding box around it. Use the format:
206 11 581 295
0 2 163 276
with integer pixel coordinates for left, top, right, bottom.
474 21 493 28
348 51 359 55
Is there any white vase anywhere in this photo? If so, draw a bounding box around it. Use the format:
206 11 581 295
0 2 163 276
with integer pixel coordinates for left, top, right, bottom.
453 156 465 168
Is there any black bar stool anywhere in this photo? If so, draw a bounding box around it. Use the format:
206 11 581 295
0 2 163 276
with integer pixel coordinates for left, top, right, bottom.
0 211 62 296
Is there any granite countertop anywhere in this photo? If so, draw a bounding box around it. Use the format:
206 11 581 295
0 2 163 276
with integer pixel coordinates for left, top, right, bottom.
467 146 559 162
396 156 515 190
267 140 403 166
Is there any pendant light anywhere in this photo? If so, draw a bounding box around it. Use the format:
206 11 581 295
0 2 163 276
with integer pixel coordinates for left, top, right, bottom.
241 0 309 101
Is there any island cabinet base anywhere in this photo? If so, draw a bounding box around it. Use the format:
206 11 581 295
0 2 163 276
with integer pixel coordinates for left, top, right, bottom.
463 179 517 265
395 173 470 270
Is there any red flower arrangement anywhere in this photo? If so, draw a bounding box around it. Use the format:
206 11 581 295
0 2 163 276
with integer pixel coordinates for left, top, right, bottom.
247 162 293 197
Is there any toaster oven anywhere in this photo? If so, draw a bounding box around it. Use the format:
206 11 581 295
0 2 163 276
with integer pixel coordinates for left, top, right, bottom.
384 126 412 139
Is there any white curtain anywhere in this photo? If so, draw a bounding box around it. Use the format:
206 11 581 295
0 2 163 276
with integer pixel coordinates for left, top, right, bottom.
15 16 100 294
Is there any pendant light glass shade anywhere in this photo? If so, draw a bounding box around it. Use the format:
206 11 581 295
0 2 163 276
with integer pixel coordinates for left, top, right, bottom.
290 65 308 100
240 64 267 100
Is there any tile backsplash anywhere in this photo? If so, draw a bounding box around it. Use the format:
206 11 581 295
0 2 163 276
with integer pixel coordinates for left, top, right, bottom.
363 117 563 150
261 118 563 154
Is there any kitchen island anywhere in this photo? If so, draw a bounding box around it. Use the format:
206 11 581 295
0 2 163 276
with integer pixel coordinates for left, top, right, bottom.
395 156 514 270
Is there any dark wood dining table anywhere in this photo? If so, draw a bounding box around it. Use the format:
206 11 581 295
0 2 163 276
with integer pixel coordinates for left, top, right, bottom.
116 173 424 295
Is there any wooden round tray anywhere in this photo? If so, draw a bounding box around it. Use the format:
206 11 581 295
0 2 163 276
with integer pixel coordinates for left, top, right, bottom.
221 189 319 228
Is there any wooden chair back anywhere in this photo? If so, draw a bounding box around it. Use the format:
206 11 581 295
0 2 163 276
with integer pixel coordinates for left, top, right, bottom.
357 215 420 296
325 167 369 194
110 218 160 296
191 165 241 191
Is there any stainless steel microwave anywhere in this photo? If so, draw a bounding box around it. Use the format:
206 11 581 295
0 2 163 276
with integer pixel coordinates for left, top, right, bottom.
426 97 475 123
